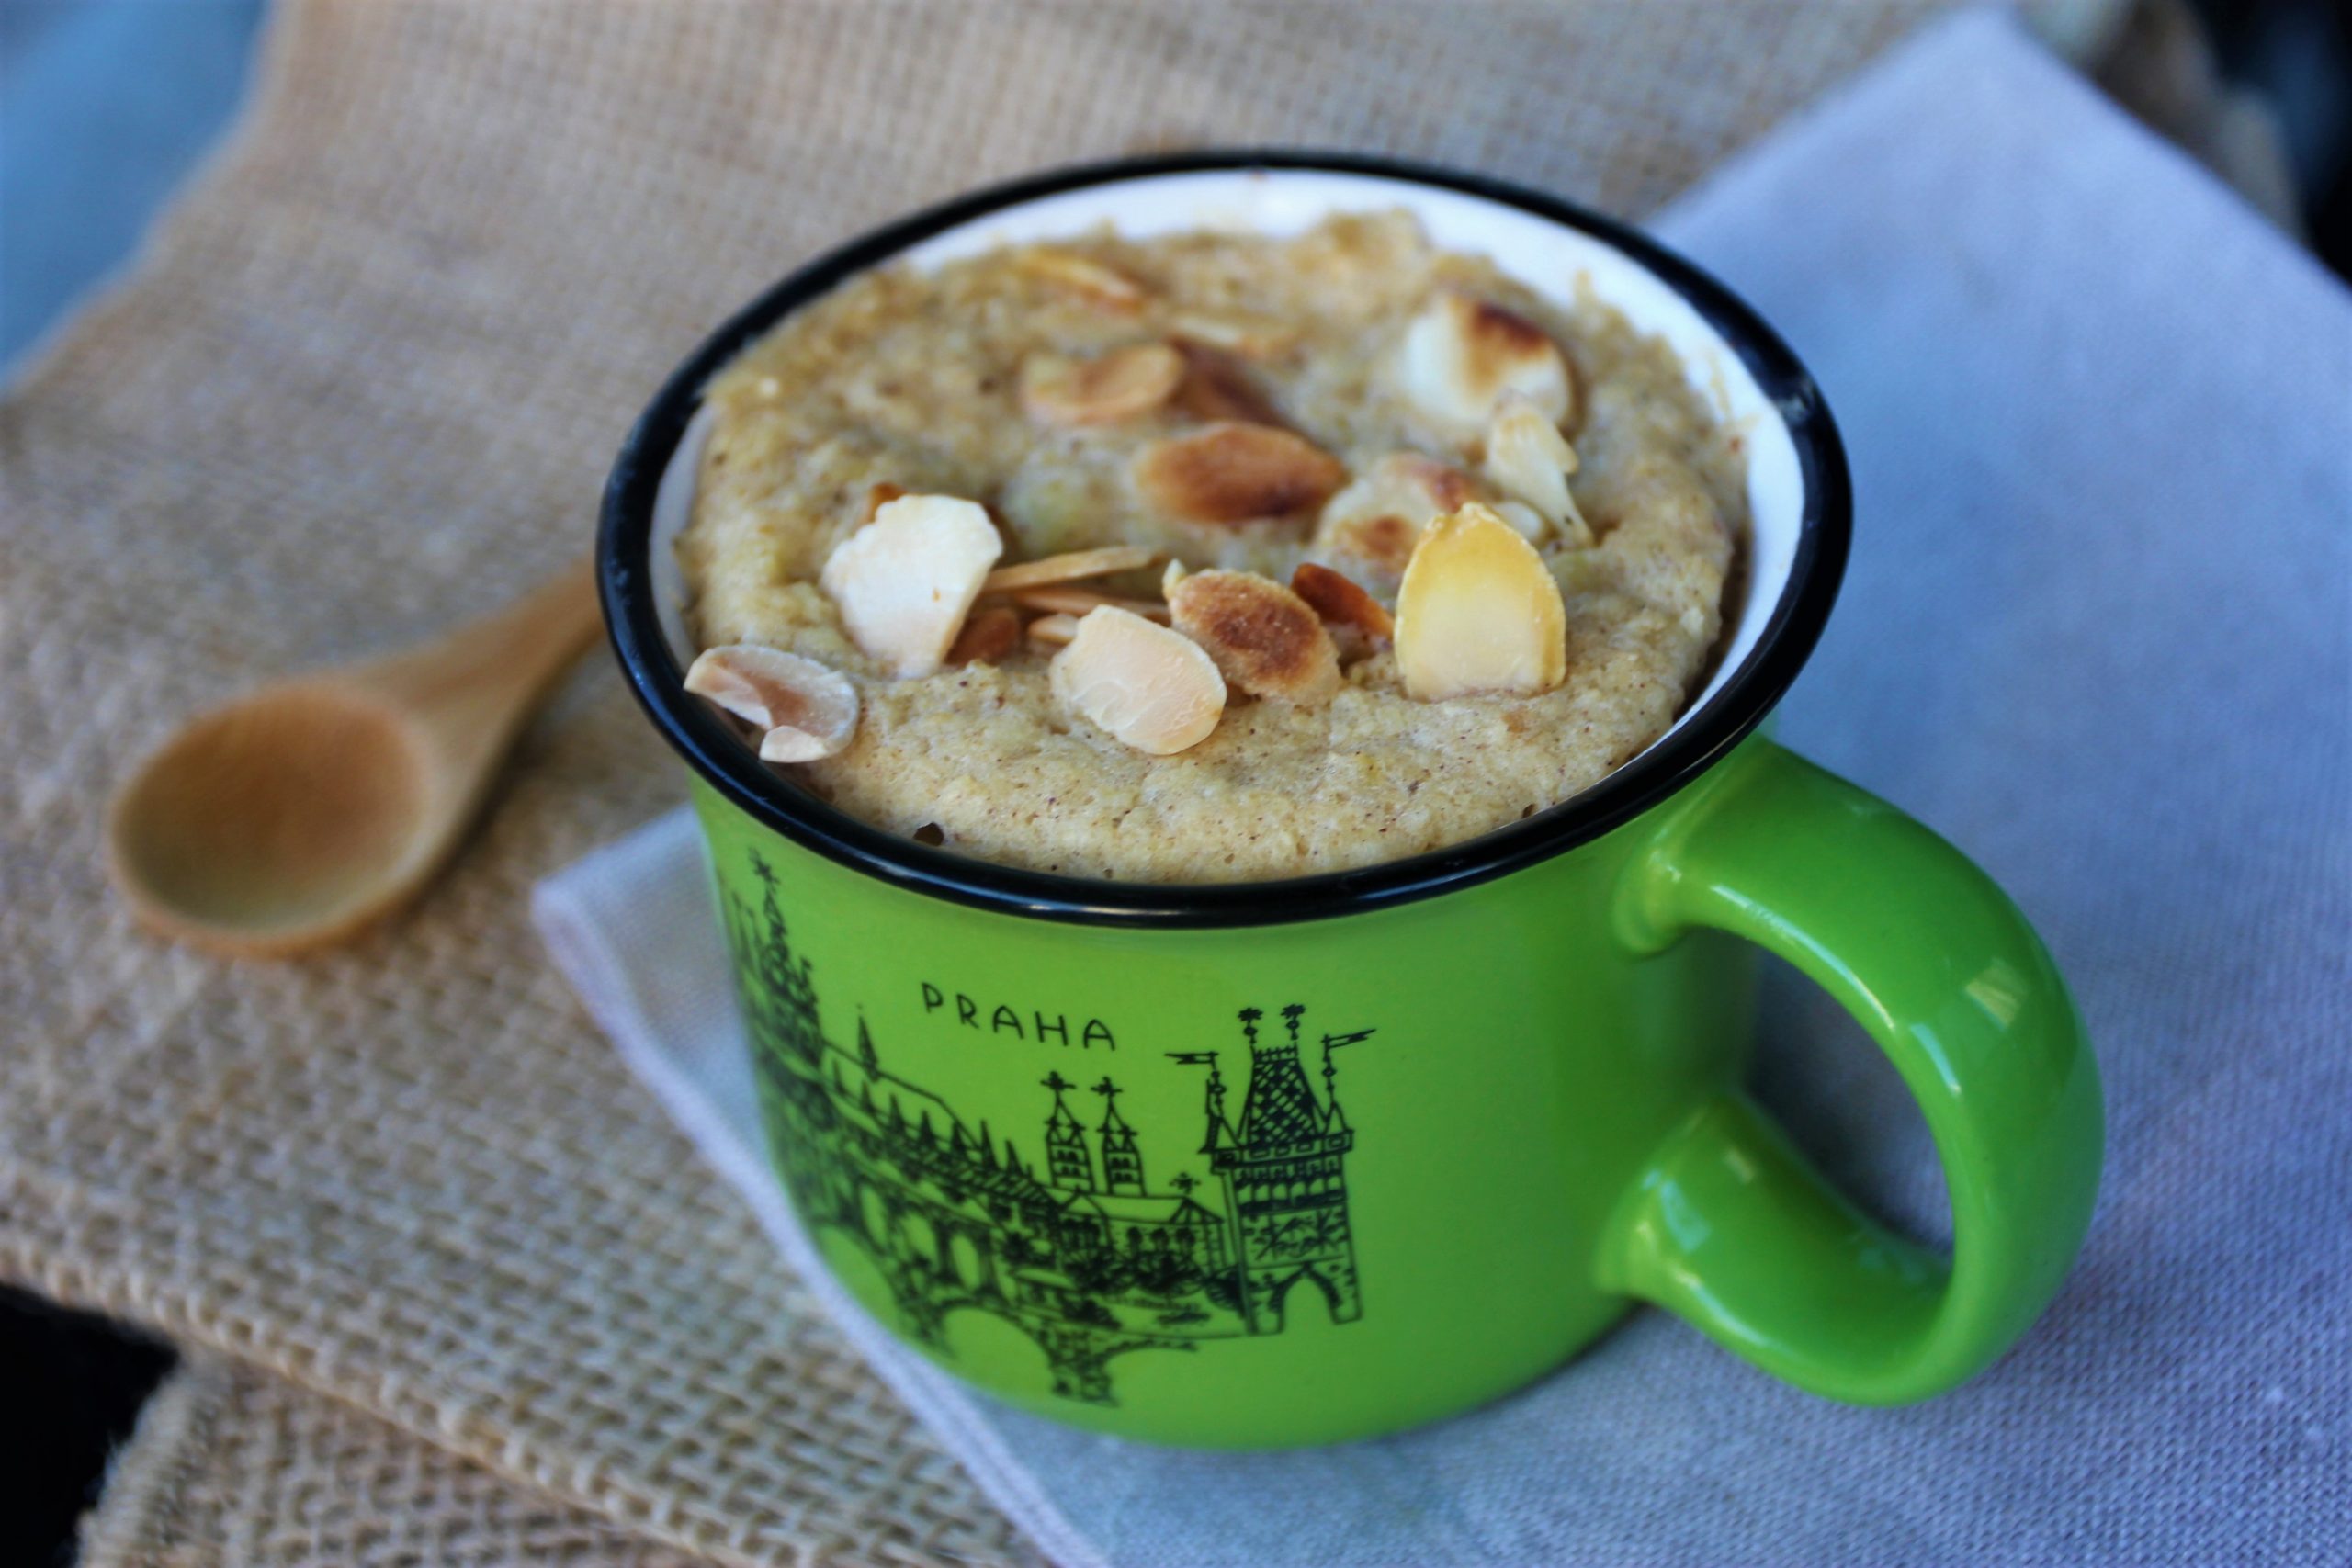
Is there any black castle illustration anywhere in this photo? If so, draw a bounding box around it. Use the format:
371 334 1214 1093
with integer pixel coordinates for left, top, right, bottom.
722 853 1372 1404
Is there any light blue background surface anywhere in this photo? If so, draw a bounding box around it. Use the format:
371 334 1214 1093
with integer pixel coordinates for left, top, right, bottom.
0 0 266 372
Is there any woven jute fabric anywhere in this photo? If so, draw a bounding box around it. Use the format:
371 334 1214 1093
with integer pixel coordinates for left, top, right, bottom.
78 1353 709 1568
5 2 2119 1563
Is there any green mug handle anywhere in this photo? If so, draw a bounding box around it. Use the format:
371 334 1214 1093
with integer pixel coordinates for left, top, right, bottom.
1600 738 2103 1404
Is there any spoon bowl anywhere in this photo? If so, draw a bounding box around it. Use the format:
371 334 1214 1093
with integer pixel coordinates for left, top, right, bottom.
110 685 433 953
107 560 600 958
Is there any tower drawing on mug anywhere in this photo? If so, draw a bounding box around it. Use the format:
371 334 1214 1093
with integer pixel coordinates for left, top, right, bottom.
724 852 1372 1404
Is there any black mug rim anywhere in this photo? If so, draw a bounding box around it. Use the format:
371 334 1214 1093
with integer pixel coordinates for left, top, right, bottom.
598 150 1850 929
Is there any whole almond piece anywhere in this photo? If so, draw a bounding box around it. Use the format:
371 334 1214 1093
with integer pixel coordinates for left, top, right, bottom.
1291 560 1395 647
1170 570 1340 705
684 645 860 762
1020 344 1185 426
1049 607 1227 754
1394 292 1575 437
820 493 1003 678
1394 502 1568 700
1134 422 1346 526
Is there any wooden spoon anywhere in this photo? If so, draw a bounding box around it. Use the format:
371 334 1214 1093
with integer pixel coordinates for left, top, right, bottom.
107 559 602 959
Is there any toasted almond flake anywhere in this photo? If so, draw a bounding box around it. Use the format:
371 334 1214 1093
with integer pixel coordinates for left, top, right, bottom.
1394 502 1568 700
859 480 908 525
1168 309 1300 360
946 604 1023 665
1011 584 1171 622
1320 512 1420 584
684 645 860 761
1026 613 1080 648
1310 452 1476 591
1394 292 1574 436
1169 570 1340 704
1133 422 1347 526
1483 394 1592 545
1049 607 1227 754
1291 560 1395 646
819 493 1003 678
1018 248 1148 310
982 545 1160 592
1170 343 1289 427
1019 344 1185 426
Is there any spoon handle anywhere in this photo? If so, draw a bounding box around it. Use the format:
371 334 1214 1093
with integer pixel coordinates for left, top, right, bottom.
359 558 603 725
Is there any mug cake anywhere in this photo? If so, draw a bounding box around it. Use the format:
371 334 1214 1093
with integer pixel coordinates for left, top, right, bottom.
673 212 1745 881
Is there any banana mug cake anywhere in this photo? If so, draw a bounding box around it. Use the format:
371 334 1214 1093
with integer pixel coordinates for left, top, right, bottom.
674 212 1744 882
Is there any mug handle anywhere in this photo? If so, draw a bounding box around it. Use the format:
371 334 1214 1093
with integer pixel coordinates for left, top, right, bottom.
1599 738 2103 1404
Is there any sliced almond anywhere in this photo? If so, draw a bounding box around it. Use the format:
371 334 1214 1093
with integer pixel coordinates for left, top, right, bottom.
1483 393 1591 545
1133 422 1347 526
1291 560 1395 647
1019 344 1185 426
759 726 845 765
946 604 1023 665
1394 502 1568 700
684 645 860 762
1315 513 1420 590
1394 292 1575 436
1491 499 1550 542
1310 452 1476 592
1049 607 1226 754
859 481 909 525
819 493 1003 679
1011 584 1171 623
1169 570 1340 705
1170 343 1289 427
982 545 1159 593
1168 309 1300 360
1026 613 1080 649
1161 558 1190 598
1018 248 1148 311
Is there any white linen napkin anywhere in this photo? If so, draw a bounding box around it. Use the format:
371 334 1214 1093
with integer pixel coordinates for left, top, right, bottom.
537 12 2351 1563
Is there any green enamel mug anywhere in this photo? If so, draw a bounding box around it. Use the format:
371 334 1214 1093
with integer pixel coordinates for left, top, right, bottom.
600 152 2102 1448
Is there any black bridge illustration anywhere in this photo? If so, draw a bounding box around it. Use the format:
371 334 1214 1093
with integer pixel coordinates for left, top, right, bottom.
723 853 1373 1404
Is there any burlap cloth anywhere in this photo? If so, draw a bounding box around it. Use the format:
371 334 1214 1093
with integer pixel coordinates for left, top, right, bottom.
0 2 2140 1563
76 1353 709 1568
